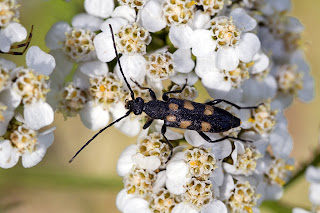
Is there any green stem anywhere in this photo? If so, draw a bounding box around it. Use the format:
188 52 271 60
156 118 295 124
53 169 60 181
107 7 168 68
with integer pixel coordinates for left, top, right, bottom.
285 148 320 188
0 167 123 191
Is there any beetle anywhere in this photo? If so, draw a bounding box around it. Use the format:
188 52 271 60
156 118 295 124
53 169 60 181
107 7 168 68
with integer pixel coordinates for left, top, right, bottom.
69 24 261 163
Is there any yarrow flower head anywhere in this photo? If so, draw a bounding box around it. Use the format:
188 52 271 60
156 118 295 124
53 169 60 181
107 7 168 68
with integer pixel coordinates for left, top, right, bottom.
63 28 96 62
162 0 196 26
224 179 260 213
57 82 87 118
116 23 151 55
184 147 217 180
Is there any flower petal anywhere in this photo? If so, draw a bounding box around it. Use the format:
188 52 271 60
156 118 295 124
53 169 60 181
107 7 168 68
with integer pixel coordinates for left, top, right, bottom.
0 88 21 109
0 109 14 136
123 197 151 213
0 140 19 169
216 47 239 71
185 130 206 147
79 101 110 130
306 166 320 183
201 200 227 213
140 0 166 32
45 21 71 49
72 13 104 31
111 6 136 23
309 183 320 205
231 8 257 32
100 17 129 33
132 153 161 171
201 71 232 91
191 29 216 57
250 51 269 74
117 144 137 177
24 102 54 130
235 33 261 63
93 32 116 62
189 10 211 30
0 58 16 70
170 72 198 86
78 60 109 77
116 189 135 212
153 170 167 193
26 46 56 75
3 22 27 43
195 53 218 78
173 48 195 73
84 0 114 18
115 55 147 87
169 25 193 49
292 208 311 213
208 138 232 160
172 203 198 213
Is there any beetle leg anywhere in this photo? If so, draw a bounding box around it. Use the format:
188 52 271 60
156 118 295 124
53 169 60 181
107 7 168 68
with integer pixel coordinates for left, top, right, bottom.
161 124 174 160
198 131 252 143
143 118 154 129
130 78 157 100
162 82 187 101
0 25 33 55
205 99 263 110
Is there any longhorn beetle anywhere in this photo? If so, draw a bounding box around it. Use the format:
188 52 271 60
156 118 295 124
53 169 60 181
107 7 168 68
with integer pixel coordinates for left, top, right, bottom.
69 24 262 163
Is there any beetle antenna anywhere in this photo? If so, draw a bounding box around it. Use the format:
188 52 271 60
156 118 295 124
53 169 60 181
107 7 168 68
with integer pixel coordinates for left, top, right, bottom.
109 24 135 100
69 110 132 163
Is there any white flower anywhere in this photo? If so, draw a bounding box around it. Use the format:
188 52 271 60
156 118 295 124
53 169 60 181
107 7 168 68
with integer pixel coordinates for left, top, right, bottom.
191 8 261 71
223 141 262 176
0 120 55 169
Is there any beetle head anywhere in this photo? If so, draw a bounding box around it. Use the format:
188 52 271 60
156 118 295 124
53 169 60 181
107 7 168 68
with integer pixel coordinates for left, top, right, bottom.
125 97 144 115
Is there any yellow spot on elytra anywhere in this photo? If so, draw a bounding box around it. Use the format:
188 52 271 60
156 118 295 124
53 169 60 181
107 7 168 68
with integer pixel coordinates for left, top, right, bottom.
169 103 179 111
204 105 214 115
100 85 106 92
201 121 211 132
184 101 194 110
180 120 192 129
166 114 177 122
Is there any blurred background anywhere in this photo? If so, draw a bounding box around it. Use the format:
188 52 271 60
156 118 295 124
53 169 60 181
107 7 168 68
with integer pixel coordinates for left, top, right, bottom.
0 0 319 212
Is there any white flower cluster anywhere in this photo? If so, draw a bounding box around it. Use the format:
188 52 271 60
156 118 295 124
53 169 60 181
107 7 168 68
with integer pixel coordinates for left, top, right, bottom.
39 0 314 212
0 46 56 168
